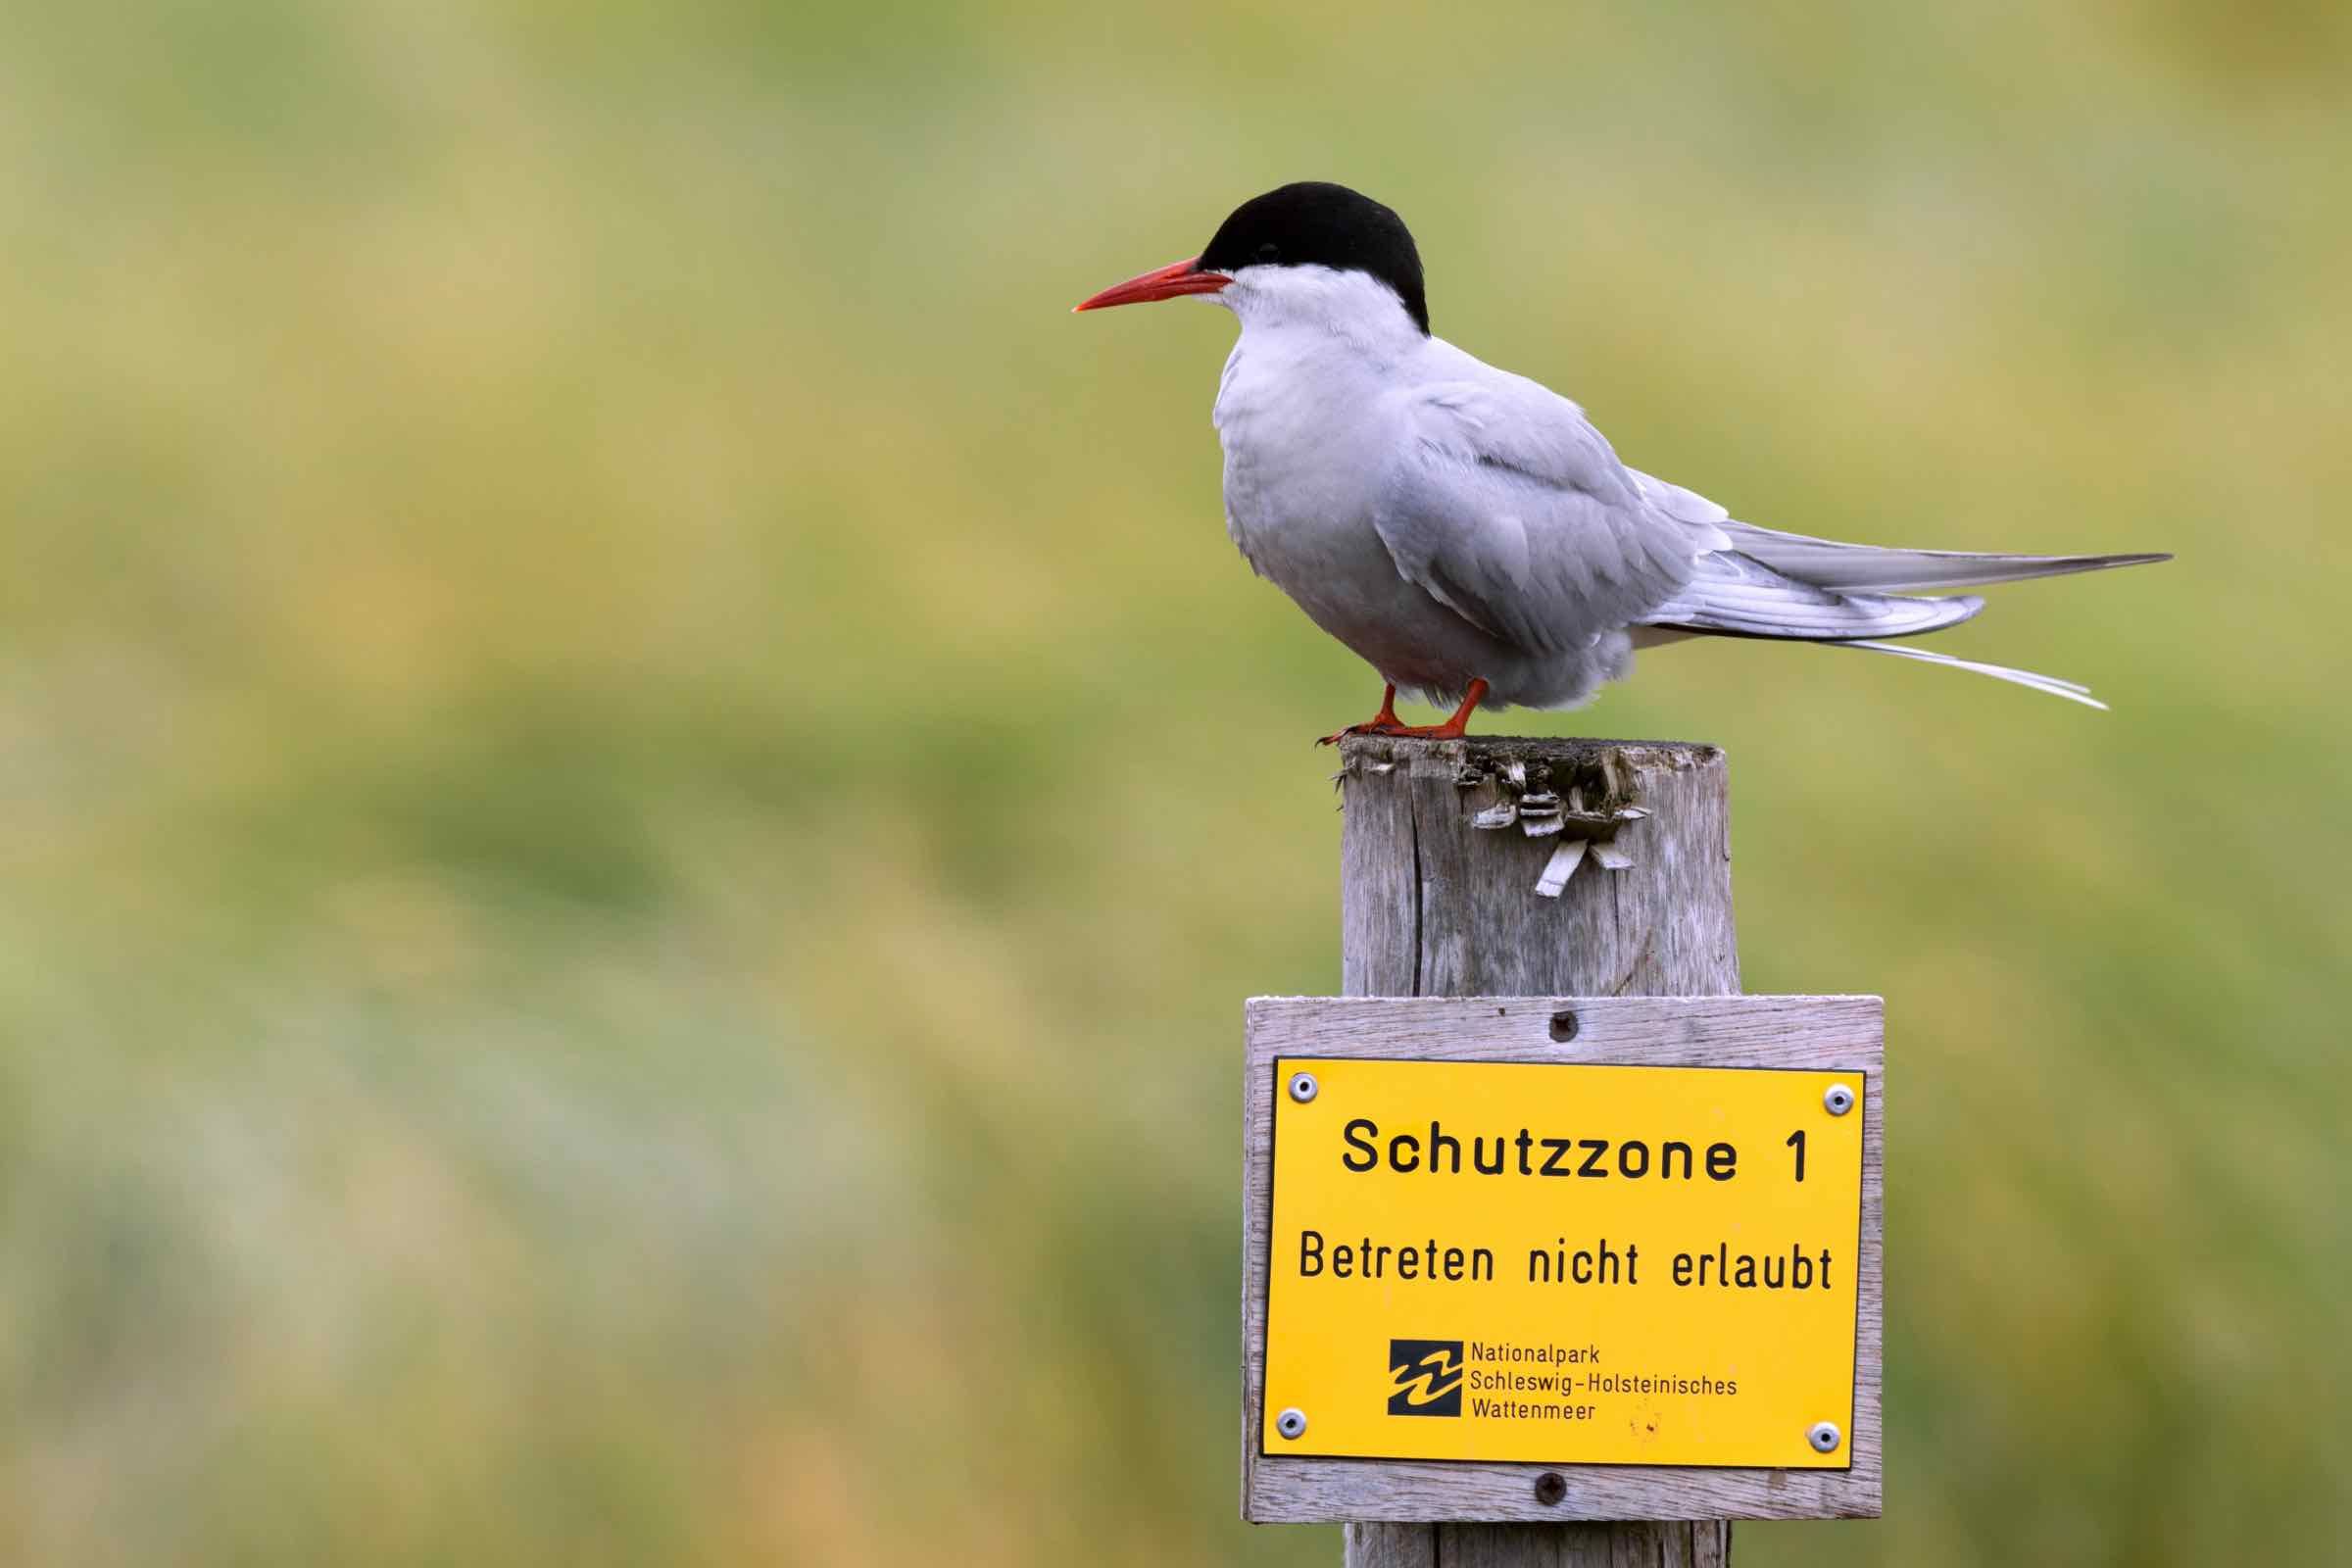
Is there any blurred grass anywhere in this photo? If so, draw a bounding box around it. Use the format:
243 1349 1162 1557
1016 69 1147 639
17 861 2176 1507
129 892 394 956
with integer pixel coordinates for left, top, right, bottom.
0 0 2346 1561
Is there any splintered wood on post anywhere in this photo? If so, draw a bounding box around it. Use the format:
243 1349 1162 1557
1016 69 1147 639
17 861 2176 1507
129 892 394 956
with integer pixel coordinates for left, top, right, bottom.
1337 736 1738 1000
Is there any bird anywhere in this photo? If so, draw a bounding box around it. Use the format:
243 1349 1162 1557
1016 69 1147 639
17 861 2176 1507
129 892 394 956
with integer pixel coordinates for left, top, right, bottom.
1073 180 2168 742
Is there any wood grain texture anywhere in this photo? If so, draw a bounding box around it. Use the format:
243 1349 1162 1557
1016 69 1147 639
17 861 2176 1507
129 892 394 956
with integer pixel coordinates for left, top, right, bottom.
1338 736 1738 1000
1422 1518 1726 1566
1239 737 1881 1562
1239 998 1885 1527
1346 1522 1438 1568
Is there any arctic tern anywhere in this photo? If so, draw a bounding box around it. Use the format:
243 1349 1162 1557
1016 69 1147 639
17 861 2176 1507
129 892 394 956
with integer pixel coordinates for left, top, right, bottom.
1074 181 2167 740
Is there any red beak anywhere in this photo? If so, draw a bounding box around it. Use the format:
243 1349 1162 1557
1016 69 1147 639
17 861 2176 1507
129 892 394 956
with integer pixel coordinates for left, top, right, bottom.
1072 256 1231 313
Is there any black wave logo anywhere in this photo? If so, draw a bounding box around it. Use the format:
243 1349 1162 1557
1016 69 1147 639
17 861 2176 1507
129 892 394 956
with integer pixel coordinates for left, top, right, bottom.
1388 1339 1464 1416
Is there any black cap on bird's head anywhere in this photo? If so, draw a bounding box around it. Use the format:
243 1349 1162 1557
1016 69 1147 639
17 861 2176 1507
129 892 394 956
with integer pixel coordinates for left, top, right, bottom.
1073 181 1429 334
1198 183 1428 332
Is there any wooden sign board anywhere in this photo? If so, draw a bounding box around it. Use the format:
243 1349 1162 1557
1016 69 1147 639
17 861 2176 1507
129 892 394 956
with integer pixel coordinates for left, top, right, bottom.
1242 996 1884 1523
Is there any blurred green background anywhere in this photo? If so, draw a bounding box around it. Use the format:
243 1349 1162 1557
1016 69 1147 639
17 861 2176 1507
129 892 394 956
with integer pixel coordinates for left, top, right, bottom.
2 1 2345 1562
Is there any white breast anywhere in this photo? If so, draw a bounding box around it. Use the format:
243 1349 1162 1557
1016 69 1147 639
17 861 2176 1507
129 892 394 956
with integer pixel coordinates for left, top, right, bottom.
1209 311 1506 696
1218 338 1379 555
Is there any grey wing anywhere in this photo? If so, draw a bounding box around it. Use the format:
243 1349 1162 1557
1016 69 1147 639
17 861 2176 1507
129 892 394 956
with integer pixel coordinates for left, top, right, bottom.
1625 466 2170 592
1615 466 2157 708
1369 379 1721 656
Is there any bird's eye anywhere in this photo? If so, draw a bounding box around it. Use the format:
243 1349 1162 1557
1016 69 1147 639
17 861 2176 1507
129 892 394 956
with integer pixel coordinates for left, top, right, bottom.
1255 242 1281 263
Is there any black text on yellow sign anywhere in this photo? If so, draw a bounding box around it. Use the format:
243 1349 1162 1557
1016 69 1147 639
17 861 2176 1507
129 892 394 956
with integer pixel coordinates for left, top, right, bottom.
1263 1057 1864 1467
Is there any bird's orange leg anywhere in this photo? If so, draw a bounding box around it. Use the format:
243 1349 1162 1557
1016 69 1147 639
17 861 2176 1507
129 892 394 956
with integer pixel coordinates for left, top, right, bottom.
1402 678 1489 740
1316 679 1489 745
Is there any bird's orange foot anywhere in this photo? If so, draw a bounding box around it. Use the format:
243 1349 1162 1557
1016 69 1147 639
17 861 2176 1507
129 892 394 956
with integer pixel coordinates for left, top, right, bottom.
1315 683 1404 746
1318 718 1406 746
1317 716 1475 743
1313 679 1488 746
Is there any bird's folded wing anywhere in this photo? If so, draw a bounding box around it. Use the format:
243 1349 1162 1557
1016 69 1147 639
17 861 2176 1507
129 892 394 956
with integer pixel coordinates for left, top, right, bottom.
1641 550 1985 640
1622 467 2169 591
1371 379 1719 656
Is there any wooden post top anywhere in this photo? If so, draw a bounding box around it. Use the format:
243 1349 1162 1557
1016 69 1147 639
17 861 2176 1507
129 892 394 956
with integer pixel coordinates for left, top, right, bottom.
1336 733 1739 1001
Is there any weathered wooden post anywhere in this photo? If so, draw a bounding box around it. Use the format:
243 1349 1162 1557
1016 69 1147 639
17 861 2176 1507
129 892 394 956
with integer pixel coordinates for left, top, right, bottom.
1241 735 1884 1564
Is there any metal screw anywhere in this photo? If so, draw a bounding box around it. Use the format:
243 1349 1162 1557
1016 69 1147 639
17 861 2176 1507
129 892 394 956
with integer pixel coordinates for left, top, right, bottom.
1534 1472 1567 1505
1548 1009 1579 1044
1823 1083 1856 1116
1288 1072 1318 1104
1807 1421 1842 1453
1276 1407 1308 1440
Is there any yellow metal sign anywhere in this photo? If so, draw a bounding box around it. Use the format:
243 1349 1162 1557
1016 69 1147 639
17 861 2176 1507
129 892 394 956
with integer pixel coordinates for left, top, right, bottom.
1263 1057 1863 1468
